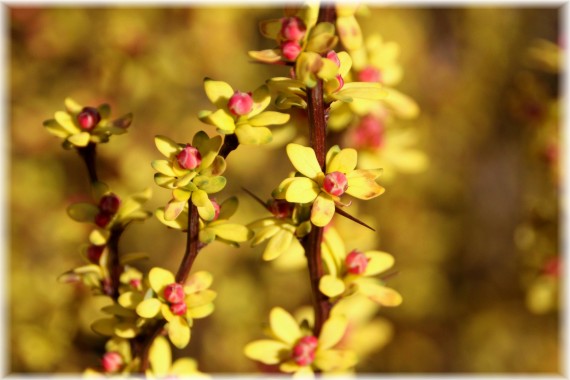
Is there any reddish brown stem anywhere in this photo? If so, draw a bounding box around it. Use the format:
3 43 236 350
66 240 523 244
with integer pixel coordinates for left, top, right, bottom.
76 142 99 183
303 3 337 337
176 203 201 283
106 227 124 300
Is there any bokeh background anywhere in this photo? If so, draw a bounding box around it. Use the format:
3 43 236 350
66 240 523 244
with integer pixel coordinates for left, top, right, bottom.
8 5 562 374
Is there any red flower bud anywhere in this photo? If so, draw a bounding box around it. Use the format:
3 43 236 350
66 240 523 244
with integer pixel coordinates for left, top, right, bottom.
358 66 382 83
176 144 202 170
77 107 101 131
99 193 121 214
345 250 369 275
281 41 302 61
352 115 384 149
102 352 123 373
170 301 188 316
323 171 348 197
543 257 560 277
281 16 306 42
291 336 318 366
228 91 254 116
87 244 105 263
95 212 113 228
129 278 142 289
267 199 294 219
164 283 185 304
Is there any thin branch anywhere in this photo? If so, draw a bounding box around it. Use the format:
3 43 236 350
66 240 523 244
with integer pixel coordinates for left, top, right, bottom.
176 203 201 283
76 142 99 183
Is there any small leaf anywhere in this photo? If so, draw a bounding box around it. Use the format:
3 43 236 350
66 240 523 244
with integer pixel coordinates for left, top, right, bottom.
346 169 385 200
327 148 357 173
152 160 176 176
270 307 302 344
218 196 238 220
67 202 98 222
235 124 272 145
68 132 91 147
248 49 283 63
318 314 348 349
319 275 346 297
210 223 251 243
284 177 320 203
149 336 172 377
244 340 289 365
168 316 191 349
89 228 110 245
248 111 290 127
112 113 133 129
286 144 322 180
310 194 335 227
149 267 175 295
64 97 83 113
164 200 187 221
91 318 116 336
155 135 180 159
204 78 234 109
136 298 162 318
337 14 363 51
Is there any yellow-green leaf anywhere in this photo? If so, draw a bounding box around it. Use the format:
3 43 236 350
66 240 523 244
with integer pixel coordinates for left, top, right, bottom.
363 251 394 276
67 202 98 222
346 170 385 199
318 314 348 349
136 298 162 318
310 194 335 227
149 267 175 295
152 160 176 176
199 108 235 132
327 148 357 174
68 132 91 147
210 223 251 242
168 316 191 349
204 78 234 109
337 15 362 51
284 177 320 203
248 49 283 63
319 275 346 297
270 307 302 344
263 229 294 261
155 135 180 159
235 124 272 145
164 200 186 221
244 340 289 365
248 111 290 127
118 291 144 309
286 143 322 180
149 336 172 377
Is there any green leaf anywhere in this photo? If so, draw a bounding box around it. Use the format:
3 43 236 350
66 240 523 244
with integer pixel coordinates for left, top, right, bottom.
67 202 98 222
136 298 162 318
285 177 320 203
319 275 346 297
152 160 176 176
248 49 283 63
310 194 335 227
210 223 251 243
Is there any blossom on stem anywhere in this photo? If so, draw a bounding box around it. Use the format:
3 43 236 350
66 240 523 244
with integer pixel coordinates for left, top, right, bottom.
152 131 226 222
273 144 384 227
244 307 357 376
197 79 290 145
43 97 132 148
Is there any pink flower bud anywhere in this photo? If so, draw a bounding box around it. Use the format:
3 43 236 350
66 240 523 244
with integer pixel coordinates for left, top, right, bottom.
176 144 202 170
326 50 341 67
170 301 188 316
102 352 123 373
345 250 369 275
129 278 142 289
281 17 306 42
291 336 318 366
358 66 382 83
352 115 384 149
323 171 348 197
77 107 101 131
267 199 294 219
87 245 105 263
99 193 121 214
281 40 302 61
543 257 560 277
227 91 254 116
164 283 185 304
95 212 113 228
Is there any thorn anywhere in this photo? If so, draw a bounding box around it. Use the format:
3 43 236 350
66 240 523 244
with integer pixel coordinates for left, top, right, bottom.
242 187 268 210
335 207 376 232
381 270 400 282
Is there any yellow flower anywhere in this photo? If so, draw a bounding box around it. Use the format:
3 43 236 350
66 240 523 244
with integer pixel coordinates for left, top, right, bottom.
118 268 216 349
319 227 402 307
244 307 358 377
197 79 290 145
152 131 226 222
43 97 132 148
273 144 384 227
155 196 252 247
146 336 209 378
248 200 311 265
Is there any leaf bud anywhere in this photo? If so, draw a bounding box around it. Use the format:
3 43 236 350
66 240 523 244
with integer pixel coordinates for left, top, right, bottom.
99 193 121 215
102 352 123 373
170 301 188 316
281 16 307 42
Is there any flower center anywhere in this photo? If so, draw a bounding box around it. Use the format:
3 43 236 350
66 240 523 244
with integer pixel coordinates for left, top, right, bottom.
228 91 254 116
291 336 318 366
77 107 101 130
323 171 348 197
164 283 185 304
176 144 202 170
345 250 369 275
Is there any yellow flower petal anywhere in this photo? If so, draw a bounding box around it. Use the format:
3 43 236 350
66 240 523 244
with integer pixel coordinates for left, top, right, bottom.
318 314 348 350
327 148 357 174
286 144 323 180
136 298 162 318
314 349 358 371
263 229 294 261
168 316 191 349
310 194 335 227
68 132 91 147
154 135 180 159
235 124 272 145
204 78 234 108
319 275 346 297
345 170 385 200
149 267 175 295
149 336 172 377
285 177 320 203
248 111 290 127
270 307 302 344
363 251 394 276
244 340 289 365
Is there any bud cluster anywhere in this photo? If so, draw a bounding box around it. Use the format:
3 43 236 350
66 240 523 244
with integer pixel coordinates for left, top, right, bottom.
95 193 121 228
280 17 306 61
164 283 188 316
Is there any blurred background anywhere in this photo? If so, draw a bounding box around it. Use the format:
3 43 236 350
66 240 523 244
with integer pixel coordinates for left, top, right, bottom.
8 5 561 374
